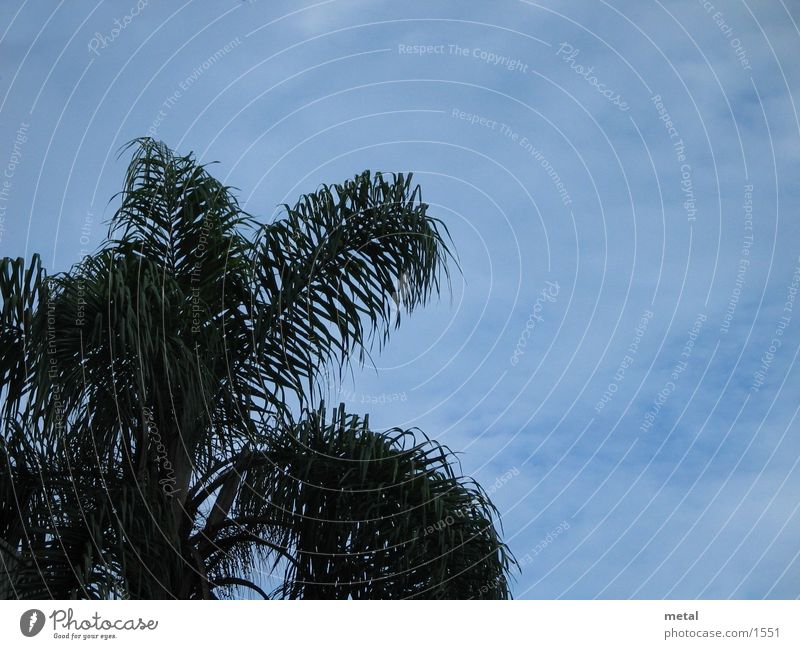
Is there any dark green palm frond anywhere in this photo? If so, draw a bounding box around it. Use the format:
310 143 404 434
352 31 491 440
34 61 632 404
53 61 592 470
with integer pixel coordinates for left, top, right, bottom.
0 139 513 600
110 138 254 274
0 255 46 424
250 171 452 408
1 416 187 600
214 404 514 600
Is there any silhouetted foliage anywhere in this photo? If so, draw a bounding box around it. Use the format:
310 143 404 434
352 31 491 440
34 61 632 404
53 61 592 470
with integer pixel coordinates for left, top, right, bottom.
0 139 514 599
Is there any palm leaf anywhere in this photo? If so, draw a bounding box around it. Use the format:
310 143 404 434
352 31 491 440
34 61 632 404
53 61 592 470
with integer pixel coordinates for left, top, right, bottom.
0 138 513 600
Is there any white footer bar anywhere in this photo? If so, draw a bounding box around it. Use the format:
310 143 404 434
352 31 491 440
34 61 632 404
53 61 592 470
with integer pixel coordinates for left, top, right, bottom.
2 600 796 647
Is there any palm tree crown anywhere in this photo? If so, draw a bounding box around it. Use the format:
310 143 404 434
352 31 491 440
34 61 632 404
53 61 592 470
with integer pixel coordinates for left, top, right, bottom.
0 138 514 599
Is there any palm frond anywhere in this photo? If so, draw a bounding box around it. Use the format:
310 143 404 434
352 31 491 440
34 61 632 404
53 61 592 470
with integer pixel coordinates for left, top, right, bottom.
0 139 513 600
250 171 452 408
215 404 515 599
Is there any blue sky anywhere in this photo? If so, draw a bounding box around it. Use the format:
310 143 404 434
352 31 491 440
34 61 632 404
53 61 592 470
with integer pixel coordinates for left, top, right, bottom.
1 0 799 598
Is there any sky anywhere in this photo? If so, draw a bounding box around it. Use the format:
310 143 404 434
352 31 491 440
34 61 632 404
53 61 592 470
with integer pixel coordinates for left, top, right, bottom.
1 0 799 598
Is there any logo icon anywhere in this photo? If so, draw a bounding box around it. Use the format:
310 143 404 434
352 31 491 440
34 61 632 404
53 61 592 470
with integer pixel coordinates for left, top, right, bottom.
20 609 45 637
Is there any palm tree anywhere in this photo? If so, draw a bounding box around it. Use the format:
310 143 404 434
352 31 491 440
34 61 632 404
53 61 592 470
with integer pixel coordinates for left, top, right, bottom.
0 138 514 599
